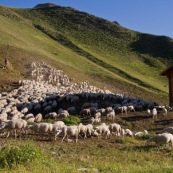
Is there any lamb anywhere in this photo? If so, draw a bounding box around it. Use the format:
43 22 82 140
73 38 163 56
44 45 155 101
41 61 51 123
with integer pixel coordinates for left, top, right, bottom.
125 129 133 137
109 123 122 136
134 130 148 136
147 133 173 150
0 119 27 138
55 125 79 143
78 123 87 139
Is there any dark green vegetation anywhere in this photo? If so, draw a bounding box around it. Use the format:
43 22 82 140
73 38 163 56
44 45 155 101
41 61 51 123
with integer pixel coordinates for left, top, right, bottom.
63 116 81 126
0 4 173 103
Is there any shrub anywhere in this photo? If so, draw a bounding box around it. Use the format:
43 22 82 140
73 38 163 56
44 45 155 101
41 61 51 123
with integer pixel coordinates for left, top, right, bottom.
0 143 44 169
63 116 80 126
136 132 156 140
45 118 55 124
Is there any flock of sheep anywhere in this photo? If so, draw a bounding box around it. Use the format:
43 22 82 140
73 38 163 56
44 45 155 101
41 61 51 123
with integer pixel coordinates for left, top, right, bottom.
0 61 172 150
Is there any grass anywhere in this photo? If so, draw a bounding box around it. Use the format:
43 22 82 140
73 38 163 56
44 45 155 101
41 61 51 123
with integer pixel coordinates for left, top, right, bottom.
0 137 173 173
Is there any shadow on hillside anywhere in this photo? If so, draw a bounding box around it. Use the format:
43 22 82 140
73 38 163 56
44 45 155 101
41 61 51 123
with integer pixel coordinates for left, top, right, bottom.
130 34 173 61
122 115 152 122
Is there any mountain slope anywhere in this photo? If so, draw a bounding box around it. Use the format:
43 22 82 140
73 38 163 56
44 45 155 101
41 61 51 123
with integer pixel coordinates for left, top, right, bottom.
0 4 173 103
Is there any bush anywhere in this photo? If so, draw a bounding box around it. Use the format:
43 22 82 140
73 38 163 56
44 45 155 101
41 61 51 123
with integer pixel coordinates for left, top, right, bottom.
0 143 44 169
136 132 156 140
63 116 80 126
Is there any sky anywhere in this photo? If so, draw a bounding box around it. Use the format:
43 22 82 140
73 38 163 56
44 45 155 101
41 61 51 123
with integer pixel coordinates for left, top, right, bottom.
0 0 173 38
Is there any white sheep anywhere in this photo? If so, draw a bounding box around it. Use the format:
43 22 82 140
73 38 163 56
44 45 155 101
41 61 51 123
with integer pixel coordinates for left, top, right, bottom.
146 109 151 115
93 124 110 139
0 119 27 138
85 124 93 137
35 113 42 123
51 121 66 133
125 129 133 137
147 133 173 150
106 110 115 122
78 123 87 139
152 108 157 119
109 123 122 136
134 130 148 136
28 123 53 138
55 125 79 143
21 107 29 114
127 105 135 112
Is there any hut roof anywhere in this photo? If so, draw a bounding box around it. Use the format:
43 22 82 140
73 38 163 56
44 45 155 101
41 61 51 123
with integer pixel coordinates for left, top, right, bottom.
161 64 173 76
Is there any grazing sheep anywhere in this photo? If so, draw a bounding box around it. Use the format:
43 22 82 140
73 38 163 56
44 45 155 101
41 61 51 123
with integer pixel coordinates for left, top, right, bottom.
56 110 69 119
51 121 66 134
162 108 168 116
127 105 135 112
25 113 34 120
125 129 133 137
147 133 173 150
134 130 148 136
78 123 87 139
152 108 157 119
85 124 93 137
0 119 27 138
35 113 42 123
121 128 125 136
45 112 57 119
80 109 91 118
0 113 8 122
146 109 151 115
93 124 110 139
28 123 53 138
109 123 122 136
55 126 79 143
106 110 115 122
27 117 35 123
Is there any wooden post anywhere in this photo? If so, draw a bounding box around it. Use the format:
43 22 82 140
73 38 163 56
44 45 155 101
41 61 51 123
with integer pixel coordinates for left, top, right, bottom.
161 65 173 106
168 74 173 106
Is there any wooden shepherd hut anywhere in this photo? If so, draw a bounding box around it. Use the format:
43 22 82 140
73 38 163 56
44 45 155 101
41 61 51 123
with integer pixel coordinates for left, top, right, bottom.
161 65 173 106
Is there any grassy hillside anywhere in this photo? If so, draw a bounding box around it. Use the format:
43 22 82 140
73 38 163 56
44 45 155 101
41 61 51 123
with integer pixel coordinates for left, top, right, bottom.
0 4 173 103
